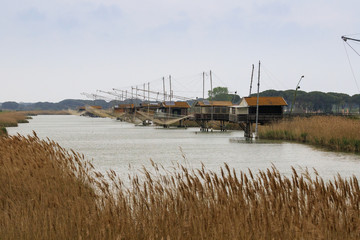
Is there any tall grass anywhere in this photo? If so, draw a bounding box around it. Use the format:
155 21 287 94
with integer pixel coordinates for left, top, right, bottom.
259 116 360 153
1 134 360 239
0 110 70 136
0 112 29 128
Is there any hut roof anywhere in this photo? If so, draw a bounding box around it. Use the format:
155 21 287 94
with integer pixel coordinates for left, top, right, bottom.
162 101 190 108
241 97 287 107
196 101 233 107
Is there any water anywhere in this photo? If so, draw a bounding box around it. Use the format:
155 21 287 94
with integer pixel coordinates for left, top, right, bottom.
7 115 360 180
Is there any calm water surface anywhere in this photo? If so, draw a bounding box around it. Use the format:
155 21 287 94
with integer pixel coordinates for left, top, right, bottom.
7 115 360 180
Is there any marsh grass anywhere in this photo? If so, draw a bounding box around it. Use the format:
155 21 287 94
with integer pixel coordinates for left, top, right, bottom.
0 112 28 128
259 116 360 153
0 110 70 136
1 133 360 239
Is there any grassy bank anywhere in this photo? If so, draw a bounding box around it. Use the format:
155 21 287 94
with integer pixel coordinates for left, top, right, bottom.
0 111 29 128
1 134 360 239
0 110 69 136
259 116 360 153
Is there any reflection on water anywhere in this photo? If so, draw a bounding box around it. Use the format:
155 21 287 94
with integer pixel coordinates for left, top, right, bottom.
7 115 360 180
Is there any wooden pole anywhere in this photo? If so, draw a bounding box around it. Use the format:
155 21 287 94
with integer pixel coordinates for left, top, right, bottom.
169 75 172 117
210 70 213 101
203 72 205 99
210 70 213 121
255 61 260 139
249 64 254 97
143 83 145 101
148 82 150 114
136 86 138 106
163 77 166 102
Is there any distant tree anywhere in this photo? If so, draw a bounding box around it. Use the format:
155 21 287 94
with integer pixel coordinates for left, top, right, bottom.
208 86 240 103
2 101 19 110
351 94 360 113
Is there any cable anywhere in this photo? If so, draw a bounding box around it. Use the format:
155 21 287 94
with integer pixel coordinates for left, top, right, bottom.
345 41 360 57
261 64 287 90
343 41 360 93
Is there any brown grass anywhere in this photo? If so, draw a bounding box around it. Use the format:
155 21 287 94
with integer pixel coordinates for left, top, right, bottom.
1 133 360 239
0 112 29 128
0 111 70 136
259 116 360 153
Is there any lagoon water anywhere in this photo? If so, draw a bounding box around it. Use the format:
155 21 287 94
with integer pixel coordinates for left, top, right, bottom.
7 115 360 180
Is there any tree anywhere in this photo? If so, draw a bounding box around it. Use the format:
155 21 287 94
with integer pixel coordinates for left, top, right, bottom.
2 101 19 110
208 86 240 102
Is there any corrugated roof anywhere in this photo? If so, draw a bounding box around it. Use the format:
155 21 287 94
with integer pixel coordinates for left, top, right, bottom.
115 104 135 109
162 101 190 108
243 97 287 106
196 101 233 107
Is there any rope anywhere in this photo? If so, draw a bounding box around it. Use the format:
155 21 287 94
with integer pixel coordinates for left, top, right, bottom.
343 41 360 93
345 41 360 57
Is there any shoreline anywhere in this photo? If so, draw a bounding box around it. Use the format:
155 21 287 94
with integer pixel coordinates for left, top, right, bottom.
258 116 360 154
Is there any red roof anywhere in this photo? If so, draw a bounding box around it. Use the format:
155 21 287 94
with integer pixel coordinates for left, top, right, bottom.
243 97 287 106
162 101 190 108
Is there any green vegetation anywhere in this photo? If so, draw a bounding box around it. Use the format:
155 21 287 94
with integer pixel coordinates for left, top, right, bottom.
2 134 360 239
259 89 360 113
0 127 7 136
1 99 112 111
259 116 360 153
208 86 240 103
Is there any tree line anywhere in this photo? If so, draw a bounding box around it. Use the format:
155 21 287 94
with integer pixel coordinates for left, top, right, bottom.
1 88 360 113
257 90 360 113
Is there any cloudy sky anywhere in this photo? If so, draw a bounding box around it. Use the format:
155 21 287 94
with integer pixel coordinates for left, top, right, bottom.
1 0 360 102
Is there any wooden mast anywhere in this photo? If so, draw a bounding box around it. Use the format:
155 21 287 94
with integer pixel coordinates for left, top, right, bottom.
255 61 260 139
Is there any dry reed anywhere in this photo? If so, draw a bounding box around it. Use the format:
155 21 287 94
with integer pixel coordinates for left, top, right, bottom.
259 116 360 153
0 111 70 136
0 112 29 128
1 133 360 239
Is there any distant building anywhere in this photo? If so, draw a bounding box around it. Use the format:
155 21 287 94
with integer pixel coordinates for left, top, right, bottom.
113 104 135 114
78 105 102 112
157 101 191 116
230 97 287 123
193 100 233 121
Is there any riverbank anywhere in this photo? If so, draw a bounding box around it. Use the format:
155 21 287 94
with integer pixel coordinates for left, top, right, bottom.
1 134 360 239
0 110 69 136
258 116 360 153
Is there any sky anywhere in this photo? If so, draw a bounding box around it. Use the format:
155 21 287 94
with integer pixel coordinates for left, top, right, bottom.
1 0 360 102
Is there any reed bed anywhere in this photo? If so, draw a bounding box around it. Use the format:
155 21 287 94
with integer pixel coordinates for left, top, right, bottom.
0 110 70 136
1 134 360 239
259 116 360 153
0 111 29 128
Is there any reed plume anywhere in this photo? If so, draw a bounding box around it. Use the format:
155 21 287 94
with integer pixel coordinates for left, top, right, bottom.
1 133 360 239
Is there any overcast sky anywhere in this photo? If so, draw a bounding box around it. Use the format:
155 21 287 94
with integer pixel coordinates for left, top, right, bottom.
1 0 360 102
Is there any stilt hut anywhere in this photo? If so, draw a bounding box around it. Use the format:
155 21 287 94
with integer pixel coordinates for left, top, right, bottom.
193 100 233 121
229 97 287 123
113 104 135 114
157 101 191 116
